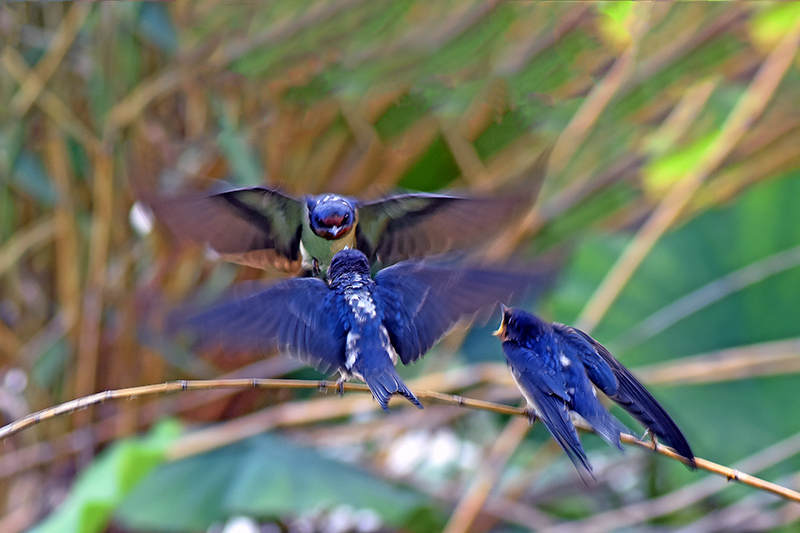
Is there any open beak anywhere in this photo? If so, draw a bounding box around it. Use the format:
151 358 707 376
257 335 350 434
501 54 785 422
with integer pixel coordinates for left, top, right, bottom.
492 322 506 339
492 304 509 339
318 225 352 240
331 225 352 239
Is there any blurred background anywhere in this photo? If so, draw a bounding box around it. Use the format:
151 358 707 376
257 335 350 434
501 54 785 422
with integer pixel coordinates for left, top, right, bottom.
2 2 800 532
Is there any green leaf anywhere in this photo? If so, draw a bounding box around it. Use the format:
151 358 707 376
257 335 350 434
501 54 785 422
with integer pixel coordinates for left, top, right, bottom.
116 432 440 532
30 421 181 533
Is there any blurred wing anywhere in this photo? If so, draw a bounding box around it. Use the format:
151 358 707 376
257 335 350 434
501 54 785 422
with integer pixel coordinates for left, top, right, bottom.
557 324 696 465
149 187 304 267
374 261 547 364
355 147 549 265
504 343 592 476
175 278 346 373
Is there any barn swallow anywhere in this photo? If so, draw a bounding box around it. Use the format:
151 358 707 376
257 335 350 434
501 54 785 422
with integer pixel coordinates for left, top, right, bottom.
177 249 545 410
494 307 695 476
147 149 550 278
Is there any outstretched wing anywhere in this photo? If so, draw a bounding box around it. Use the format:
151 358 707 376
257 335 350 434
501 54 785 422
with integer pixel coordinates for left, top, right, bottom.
355 148 550 266
174 278 346 374
149 186 304 269
555 324 696 466
374 261 547 364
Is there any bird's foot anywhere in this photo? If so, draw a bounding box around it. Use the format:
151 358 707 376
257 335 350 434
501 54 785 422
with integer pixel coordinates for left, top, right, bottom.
523 407 538 426
643 429 659 452
335 376 346 397
311 258 321 278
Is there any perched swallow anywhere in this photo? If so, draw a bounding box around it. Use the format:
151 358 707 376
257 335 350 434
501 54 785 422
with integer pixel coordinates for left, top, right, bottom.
147 149 550 277
177 249 545 410
494 307 695 476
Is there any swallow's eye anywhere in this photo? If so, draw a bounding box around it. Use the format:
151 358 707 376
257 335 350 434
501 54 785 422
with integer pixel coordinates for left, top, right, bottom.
315 216 323 226
343 213 350 223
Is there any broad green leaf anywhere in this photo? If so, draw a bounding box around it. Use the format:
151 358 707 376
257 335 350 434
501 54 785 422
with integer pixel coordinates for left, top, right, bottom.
30 421 181 533
116 432 441 532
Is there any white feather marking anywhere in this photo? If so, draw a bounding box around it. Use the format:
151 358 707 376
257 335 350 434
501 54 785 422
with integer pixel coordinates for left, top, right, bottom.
380 326 398 365
559 354 571 367
346 332 361 370
346 290 377 322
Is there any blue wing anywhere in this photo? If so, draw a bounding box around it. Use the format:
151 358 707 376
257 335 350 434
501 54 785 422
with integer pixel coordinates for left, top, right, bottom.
374 261 547 364
502 342 593 477
557 324 695 466
175 278 347 374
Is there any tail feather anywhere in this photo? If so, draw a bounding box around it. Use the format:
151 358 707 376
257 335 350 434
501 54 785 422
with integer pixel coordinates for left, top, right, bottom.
571 386 626 451
361 366 422 411
535 395 594 480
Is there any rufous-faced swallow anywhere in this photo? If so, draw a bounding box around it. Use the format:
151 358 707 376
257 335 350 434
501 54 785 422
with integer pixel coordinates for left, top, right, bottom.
148 149 550 278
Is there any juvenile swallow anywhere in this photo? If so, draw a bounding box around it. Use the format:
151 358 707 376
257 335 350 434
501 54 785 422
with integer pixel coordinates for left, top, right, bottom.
494 307 695 476
147 149 550 278
177 249 545 410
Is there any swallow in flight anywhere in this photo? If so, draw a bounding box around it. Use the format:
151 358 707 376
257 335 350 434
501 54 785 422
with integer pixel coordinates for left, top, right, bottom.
494 306 695 476
177 249 545 410
148 149 550 278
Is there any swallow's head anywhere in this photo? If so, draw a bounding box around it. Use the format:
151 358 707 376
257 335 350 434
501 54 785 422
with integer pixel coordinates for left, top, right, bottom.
493 306 542 343
307 195 356 241
328 248 371 284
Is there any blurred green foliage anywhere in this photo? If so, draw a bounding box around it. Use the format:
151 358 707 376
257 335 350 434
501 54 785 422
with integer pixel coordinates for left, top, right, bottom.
2 1 800 532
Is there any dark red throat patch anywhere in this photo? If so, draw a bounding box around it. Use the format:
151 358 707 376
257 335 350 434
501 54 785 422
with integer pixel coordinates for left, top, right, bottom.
317 224 353 240
321 215 345 227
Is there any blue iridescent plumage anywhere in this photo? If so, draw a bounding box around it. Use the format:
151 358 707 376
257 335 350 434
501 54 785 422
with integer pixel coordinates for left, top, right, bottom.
178 249 545 410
